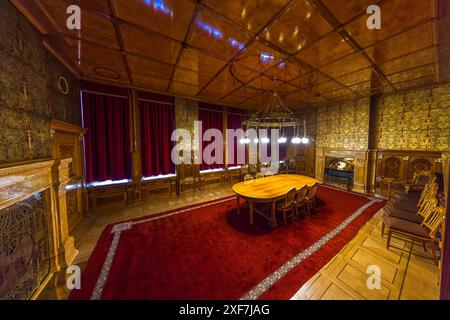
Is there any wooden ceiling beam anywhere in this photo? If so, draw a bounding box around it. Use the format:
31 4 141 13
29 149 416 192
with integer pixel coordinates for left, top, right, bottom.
166 1 202 92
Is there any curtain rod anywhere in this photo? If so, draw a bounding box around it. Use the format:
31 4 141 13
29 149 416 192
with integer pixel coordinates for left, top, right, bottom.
138 98 174 106
81 89 129 99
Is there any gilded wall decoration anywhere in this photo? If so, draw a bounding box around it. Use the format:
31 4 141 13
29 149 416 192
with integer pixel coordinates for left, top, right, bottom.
0 193 50 299
375 84 450 151
0 1 80 165
315 98 370 150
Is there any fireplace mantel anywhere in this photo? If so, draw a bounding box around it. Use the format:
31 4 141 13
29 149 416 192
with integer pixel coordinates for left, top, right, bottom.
315 148 369 193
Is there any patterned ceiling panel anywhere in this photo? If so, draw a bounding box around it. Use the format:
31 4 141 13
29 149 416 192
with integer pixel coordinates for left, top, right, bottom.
17 0 445 109
201 0 290 34
343 0 434 49
113 0 196 41
120 23 181 64
264 0 333 54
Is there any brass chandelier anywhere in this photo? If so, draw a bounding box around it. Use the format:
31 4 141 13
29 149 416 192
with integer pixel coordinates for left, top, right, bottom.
243 88 309 145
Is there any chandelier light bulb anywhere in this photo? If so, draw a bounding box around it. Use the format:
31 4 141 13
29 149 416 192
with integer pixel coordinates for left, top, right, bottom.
240 137 251 144
261 137 270 144
291 137 301 144
301 137 310 144
253 138 259 143
278 136 287 144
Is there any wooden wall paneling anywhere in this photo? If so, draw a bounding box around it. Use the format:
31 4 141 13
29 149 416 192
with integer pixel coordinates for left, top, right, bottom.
50 120 86 229
0 159 78 298
375 150 443 185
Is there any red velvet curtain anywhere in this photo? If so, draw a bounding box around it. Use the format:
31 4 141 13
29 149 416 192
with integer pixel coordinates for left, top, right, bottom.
82 92 131 183
199 108 223 171
261 128 287 161
139 100 175 177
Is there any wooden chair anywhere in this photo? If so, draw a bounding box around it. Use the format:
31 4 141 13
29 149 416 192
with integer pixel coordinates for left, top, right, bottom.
240 165 250 181
201 169 223 187
244 174 254 182
285 159 299 174
255 172 264 179
389 181 438 213
294 185 309 220
176 164 201 194
405 170 435 192
383 197 437 224
382 206 445 265
277 188 297 226
305 183 318 214
223 166 241 183
279 161 289 174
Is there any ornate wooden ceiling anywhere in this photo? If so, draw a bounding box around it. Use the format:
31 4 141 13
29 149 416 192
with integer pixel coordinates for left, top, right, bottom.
12 0 450 109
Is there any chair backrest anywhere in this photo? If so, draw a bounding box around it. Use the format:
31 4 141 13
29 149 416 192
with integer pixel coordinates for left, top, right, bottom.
308 183 318 198
417 197 438 219
422 206 445 237
244 174 254 182
412 170 434 186
296 185 309 202
249 164 258 174
255 172 264 179
241 165 249 174
284 188 297 207
418 182 438 207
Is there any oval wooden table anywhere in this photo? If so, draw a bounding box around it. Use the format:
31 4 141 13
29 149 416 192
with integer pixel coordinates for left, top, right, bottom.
232 174 319 227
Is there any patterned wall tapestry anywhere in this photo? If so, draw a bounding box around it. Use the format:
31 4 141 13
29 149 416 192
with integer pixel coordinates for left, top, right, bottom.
315 98 370 150
0 1 81 165
375 84 450 151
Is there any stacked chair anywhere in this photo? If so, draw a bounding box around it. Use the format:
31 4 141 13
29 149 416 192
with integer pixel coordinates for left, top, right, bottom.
276 183 318 226
382 177 445 265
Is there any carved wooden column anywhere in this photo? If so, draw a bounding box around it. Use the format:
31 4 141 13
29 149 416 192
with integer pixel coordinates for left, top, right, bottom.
130 89 142 182
314 147 325 182
353 153 368 194
51 159 78 269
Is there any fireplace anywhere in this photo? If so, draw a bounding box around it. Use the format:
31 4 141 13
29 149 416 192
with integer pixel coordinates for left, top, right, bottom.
315 148 369 193
324 157 355 190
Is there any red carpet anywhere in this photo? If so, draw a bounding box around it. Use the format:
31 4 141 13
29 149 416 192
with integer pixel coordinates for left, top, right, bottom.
69 186 385 300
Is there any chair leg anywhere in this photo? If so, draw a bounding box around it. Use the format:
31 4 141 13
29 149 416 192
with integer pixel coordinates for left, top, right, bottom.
283 211 288 227
387 231 392 249
429 239 437 265
381 222 385 237
423 241 428 253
